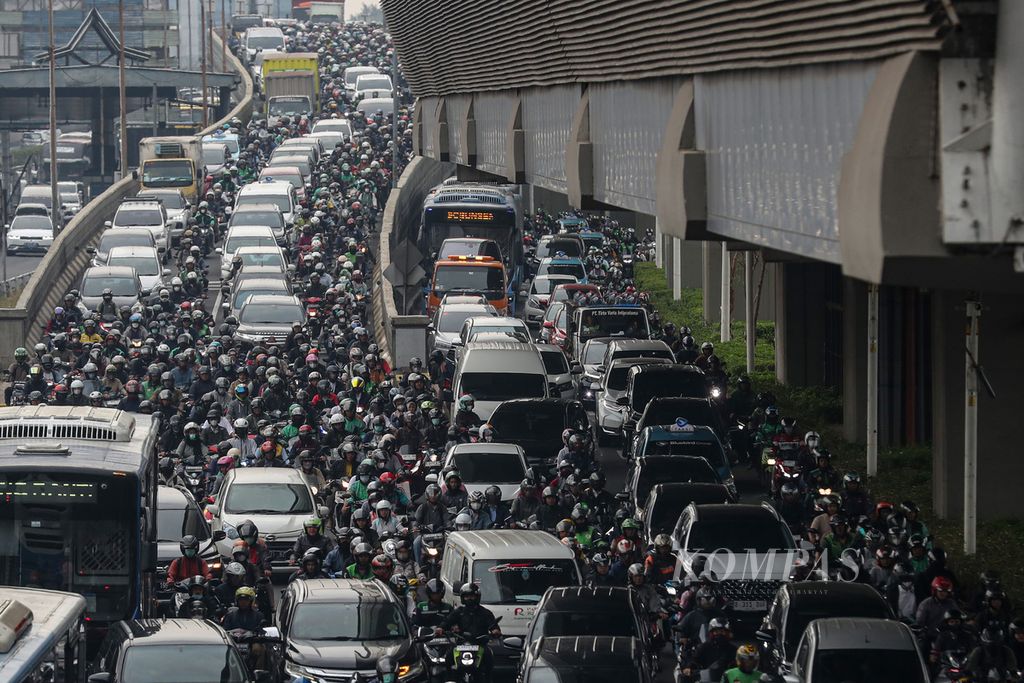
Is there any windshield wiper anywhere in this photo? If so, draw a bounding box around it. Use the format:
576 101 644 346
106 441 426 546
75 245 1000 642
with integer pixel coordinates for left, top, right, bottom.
242 508 285 515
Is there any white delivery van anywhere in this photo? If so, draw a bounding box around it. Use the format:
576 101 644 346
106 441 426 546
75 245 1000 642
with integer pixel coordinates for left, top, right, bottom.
452 342 549 422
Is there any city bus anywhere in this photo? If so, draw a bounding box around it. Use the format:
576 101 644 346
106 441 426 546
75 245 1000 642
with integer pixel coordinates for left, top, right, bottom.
0 407 160 648
0 586 87 683
419 183 524 300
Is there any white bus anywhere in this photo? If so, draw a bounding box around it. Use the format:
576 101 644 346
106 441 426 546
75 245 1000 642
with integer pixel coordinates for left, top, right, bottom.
0 586 87 683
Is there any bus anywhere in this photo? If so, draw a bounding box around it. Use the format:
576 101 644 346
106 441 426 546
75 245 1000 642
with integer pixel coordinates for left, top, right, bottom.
0 587 87 683
419 183 524 295
0 407 160 647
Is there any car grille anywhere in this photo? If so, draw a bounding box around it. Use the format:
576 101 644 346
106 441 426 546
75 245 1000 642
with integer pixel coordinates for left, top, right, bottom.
265 540 293 563
301 667 375 683
716 579 784 602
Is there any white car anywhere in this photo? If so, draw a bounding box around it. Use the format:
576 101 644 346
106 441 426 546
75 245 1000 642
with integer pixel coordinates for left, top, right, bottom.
354 73 393 100
105 245 171 292
343 65 380 93
428 302 497 354
6 215 54 255
207 467 319 575
136 189 191 246
536 342 580 400
110 199 170 254
311 117 353 140
443 443 529 502
244 26 285 61
235 180 296 228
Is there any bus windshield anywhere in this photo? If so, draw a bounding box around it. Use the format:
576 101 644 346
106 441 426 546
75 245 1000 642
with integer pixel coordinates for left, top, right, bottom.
0 472 139 621
433 265 504 294
422 205 519 266
142 159 194 187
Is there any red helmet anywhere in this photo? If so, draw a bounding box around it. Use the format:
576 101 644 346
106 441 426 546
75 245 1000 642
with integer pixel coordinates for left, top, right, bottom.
379 471 396 485
217 455 234 469
299 424 314 435
371 554 393 577
260 441 275 454
931 576 953 594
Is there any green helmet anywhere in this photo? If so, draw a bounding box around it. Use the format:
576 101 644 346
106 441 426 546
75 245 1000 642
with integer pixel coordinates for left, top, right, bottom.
303 517 322 530
14 347 27 359
620 518 640 531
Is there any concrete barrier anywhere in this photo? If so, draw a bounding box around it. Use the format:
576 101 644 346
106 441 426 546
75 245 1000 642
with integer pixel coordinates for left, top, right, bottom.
373 155 454 370
0 33 255 364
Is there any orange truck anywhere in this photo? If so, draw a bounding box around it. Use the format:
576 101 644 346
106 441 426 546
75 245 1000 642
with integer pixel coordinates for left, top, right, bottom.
426 255 509 316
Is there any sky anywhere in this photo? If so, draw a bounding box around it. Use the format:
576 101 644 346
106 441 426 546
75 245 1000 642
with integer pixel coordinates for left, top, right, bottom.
345 0 379 19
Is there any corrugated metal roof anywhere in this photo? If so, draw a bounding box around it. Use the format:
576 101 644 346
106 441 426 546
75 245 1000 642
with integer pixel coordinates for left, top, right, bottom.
382 0 947 97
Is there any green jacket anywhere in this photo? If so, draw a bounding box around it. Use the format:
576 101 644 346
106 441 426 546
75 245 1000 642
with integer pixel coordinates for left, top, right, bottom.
721 668 761 683
346 563 374 580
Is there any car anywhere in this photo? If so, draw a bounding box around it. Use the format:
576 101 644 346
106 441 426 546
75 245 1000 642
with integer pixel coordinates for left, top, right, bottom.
267 152 312 178
106 245 171 292
234 294 306 345
454 315 532 353
601 338 675 368
782 617 929 683
258 165 307 201
527 234 585 277
221 224 279 262
536 255 587 283
757 582 895 674
19 185 59 218
225 246 288 282
440 293 491 306
225 275 291 320
512 587 657 672
244 25 285 60
356 97 396 116
278 579 423 682
516 636 653 683
89 227 158 265
673 503 797 621
308 130 347 152
594 357 673 444
620 364 710 444
576 336 616 406
156 485 223 575
6 214 54 254
202 141 232 176
624 455 723 514
206 466 318 574
110 198 170 254
227 202 287 244
235 180 296 228
311 117 353 140
443 442 529 501
487 398 590 471
536 342 581 400
13 202 49 218
538 300 570 349
641 482 733 540
343 65 381 93
137 189 190 245
630 421 736 498
428 302 497 353
277 137 324 164
629 396 730 452
522 274 577 325
354 73 393 100
89 618 267 683
452 342 550 421
79 265 144 313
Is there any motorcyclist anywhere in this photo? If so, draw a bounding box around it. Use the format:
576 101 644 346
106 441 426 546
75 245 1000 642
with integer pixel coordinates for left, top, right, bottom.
678 618 736 683
436 582 501 677
345 541 375 579
290 517 336 564
452 394 481 432
215 562 251 606
586 553 617 588
966 626 1017 683
166 535 213 585
411 579 453 628
222 585 266 632
289 548 332 582
720 644 762 683
917 576 958 641
236 520 272 579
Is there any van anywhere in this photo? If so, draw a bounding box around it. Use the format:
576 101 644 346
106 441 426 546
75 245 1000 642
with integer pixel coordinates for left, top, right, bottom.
244 26 285 61
235 180 296 228
441 530 582 673
452 342 549 421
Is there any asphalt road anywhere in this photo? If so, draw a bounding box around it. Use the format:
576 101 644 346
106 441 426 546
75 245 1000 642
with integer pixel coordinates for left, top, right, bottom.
0 253 43 281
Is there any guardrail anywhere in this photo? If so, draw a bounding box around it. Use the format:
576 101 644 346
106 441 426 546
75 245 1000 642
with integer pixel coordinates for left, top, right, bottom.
0 271 34 299
0 32 255 365
373 155 454 370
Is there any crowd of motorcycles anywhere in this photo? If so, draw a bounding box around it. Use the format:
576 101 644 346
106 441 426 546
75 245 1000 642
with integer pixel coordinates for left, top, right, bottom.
2 18 1021 683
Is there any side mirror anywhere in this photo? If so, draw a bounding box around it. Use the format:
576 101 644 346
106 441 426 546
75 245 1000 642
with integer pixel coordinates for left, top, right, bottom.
614 491 630 502
86 246 96 255
756 628 776 643
215 247 223 255
450 340 463 348
211 529 227 542
131 169 139 180
162 268 172 276
88 674 112 683
139 289 151 298
570 362 583 374
103 220 112 228
425 323 434 332
542 320 554 329
616 396 629 406
502 636 524 650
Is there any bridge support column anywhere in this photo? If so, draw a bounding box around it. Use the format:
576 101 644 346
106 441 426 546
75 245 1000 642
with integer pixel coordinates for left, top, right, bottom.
842 278 869 444
702 241 721 326
775 263 831 386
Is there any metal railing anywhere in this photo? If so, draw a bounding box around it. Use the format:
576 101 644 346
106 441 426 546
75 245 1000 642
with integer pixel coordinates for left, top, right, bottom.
0 271 34 299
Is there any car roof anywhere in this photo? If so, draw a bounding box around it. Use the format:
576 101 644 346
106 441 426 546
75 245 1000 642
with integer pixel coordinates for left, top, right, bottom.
438 303 494 314
807 618 915 650
468 316 525 327
244 294 300 307
289 578 394 604
449 529 573 558
784 581 891 606
117 618 232 645
635 455 715 471
609 357 671 370
84 265 137 277
535 274 577 282
608 339 671 350
234 246 283 254
227 225 277 236
540 586 633 612
239 181 292 194
260 165 303 175
643 424 719 441
449 442 525 457
228 466 305 484
650 482 730 497
232 203 282 213
689 503 776 521
107 246 158 258
157 485 189 508
234 277 288 289
541 256 583 264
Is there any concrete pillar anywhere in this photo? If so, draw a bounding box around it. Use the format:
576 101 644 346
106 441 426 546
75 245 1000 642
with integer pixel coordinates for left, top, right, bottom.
774 263 829 386
672 237 683 299
932 291 1024 520
654 217 664 268
661 228 674 288
679 241 702 290
702 241 722 325
842 278 869 444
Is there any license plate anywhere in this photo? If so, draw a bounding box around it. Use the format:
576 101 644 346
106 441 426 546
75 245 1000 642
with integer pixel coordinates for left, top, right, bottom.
731 600 766 611
455 645 478 652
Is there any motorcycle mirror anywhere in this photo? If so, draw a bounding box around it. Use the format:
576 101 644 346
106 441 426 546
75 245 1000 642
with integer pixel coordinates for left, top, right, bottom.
318 505 330 518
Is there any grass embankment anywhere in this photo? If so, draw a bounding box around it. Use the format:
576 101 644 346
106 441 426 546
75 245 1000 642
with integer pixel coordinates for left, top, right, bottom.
636 261 1024 601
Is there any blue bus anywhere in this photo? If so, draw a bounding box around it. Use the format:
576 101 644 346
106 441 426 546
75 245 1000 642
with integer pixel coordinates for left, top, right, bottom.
0 407 160 648
0 586 87 683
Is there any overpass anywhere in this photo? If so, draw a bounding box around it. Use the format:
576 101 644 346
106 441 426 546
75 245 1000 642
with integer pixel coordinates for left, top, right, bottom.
381 0 1022 527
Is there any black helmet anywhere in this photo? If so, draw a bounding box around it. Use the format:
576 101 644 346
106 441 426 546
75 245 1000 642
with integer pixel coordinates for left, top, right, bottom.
236 520 259 544
459 582 480 606
180 535 200 557
425 578 445 597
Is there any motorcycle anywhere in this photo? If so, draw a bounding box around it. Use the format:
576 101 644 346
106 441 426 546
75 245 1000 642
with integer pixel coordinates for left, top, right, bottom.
760 440 799 490
416 617 501 683
228 626 280 683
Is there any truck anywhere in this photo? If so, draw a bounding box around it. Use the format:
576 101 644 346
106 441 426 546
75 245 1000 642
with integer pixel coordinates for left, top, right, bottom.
262 52 319 118
308 1 344 23
138 136 204 201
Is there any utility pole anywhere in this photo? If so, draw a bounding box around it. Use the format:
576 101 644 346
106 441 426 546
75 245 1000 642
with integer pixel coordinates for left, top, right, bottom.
866 283 879 476
720 243 731 342
744 251 754 373
964 298 981 555
221 0 227 72
118 0 129 181
46 0 58 224
200 0 209 129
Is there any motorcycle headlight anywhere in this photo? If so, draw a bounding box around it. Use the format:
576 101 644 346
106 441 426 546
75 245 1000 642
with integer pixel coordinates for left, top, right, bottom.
710 387 722 398
766 458 777 466
222 521 239 539
584 390 593 398
399 660 422 679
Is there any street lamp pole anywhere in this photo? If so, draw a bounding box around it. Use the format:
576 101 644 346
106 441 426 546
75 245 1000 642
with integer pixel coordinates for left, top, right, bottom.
118 0 128 181
47 0 58 225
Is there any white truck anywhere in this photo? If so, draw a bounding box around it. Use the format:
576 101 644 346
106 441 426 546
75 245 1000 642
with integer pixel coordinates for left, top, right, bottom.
138 136 204 201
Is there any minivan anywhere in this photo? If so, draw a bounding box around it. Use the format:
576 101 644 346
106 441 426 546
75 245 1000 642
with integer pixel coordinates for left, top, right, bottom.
452 342 549 421
441 530 582 674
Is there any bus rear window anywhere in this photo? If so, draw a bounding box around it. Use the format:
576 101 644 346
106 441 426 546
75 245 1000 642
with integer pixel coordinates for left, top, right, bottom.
434 265 504 293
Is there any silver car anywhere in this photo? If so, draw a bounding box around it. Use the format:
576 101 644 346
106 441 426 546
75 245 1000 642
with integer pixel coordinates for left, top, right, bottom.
428 302 496 353
522 274 577 325
234 294 305 344
536 343 580 400
594 357 673 445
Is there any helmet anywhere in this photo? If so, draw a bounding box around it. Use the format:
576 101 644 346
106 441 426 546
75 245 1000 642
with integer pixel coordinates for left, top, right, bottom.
235 586 256 601
653 534 672 551
931 576 953 594
303 517 323 532
425 578 445 596
371 554 393 577
224 562 246 578
458 394 475 411
236 520 259 544
454 513 472 531
627 562 645 578
459 582 480 606
736 644 758 664
620 518 640 531
708 617 731 633
352 542 373 558
180 535 200 557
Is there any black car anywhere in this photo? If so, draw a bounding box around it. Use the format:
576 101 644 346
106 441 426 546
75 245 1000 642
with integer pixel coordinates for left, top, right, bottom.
641 482 733 539
278 578 423 682
626 396 729 457
488 398 590 471
517 636 653 683
509 587 657 672
756 581 895 673
619 364 708 444
156 485 223 575
89 618 266 683
625 455 722 513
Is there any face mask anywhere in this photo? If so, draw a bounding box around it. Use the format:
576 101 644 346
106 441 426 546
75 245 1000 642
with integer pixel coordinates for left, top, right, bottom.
184 549 197 558
359 475 370 484
188 433 198 441
470 502 482 510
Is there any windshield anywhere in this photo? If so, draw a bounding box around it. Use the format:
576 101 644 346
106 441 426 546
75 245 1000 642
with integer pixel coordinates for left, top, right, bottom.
357 76 392 90
10 216 52 232
540 262 586 279
580 309 649 340
239 252 285 268
346 69 378 86
649 496 694 534
82 275 136 297
687 518 794 553
142 159 194 188
225 236 277 254
434 265 504 293
237 193 291 214
109 255 158 277
610 348 674 363
452 452 525 484
811 649 923 683
552 286 597 303
582 341 609 364
140 193 184 209
290 602 408 641
21 191 52 207
606 366 632 391
224 483 312 514
269 97 311 116
233 287 287 310
635 460 718 505
537 240 583 259
248 35 284 49
459 372 545 402
468 323 528 341
532 278 572 296
156 504 210 543
642 439 727 469
240 302 302 325
533 610 638 639
115 208 162 226
631 371 708 410
489 403 563 442
121 645 247 683
260 171 303 188
202 146 229 164
232 211 284 228
438 309 486 333
100 232 152 252
474 559 577 604
541 350 568 375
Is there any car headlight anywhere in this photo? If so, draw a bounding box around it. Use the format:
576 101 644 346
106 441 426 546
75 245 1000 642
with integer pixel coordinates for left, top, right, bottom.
222 521 239 539
284 661 314 679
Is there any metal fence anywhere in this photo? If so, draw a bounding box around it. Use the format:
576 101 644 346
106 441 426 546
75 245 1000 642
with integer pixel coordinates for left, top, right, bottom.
0 271 34 299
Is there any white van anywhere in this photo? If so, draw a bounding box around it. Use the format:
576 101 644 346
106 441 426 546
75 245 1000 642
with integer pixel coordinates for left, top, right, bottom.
235 180 296 228
440 530 582 667
452 342 549 421
343 65 380 93
244 27 285 61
